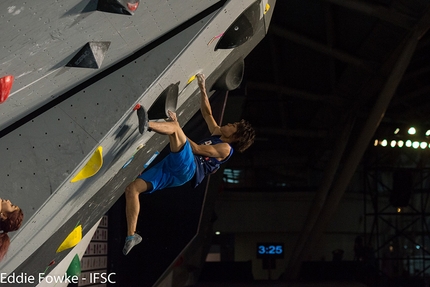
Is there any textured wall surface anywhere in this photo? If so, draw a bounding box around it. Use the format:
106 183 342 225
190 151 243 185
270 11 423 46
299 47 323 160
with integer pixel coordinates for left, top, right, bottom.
0 0 274 282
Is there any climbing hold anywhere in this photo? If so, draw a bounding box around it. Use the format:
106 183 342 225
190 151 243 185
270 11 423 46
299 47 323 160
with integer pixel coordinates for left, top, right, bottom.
215 1 260 50
71 146 103 182
265 3 270 14
41 260 56 276
97 0 140 15
148 82 179 119
56 225 82 253
133 103 141 111
66 254 82 277
0 75 14 104
213 58 245 91
66 42 111 69
127 1 139 12
143 151 159 169
187 75 196 84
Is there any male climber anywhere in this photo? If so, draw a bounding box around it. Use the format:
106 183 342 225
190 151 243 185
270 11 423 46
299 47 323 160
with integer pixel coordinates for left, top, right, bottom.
123 74 255 255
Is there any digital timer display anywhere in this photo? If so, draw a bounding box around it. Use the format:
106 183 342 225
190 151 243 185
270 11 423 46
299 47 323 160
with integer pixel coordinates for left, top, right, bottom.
256 242 284 259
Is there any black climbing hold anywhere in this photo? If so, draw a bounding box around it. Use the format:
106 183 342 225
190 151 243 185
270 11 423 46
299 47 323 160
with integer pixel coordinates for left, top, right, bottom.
66 42 111 69
215 0 261 50
97 0 140 15
148 82 179 120
213 58 245 91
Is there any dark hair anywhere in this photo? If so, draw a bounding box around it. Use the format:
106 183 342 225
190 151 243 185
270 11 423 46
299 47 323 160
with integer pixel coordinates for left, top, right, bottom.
231 119 255 153
0 208 24 261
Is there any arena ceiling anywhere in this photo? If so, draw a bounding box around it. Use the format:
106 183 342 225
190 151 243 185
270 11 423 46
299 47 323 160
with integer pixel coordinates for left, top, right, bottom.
227 0 430 191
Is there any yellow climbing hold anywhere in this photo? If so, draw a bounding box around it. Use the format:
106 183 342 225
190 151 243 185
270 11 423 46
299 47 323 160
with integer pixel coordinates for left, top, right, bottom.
71 146 103 182
187 75 196 84
265 3 270 14
56 225 82 253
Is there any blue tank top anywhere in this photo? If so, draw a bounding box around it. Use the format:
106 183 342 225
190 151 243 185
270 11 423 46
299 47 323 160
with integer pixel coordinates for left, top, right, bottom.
193 135 233 187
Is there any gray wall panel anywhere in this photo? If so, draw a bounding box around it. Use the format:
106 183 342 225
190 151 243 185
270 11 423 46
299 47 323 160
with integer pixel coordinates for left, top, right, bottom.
0 0 219 129
0 106 97 217
56 16 210 141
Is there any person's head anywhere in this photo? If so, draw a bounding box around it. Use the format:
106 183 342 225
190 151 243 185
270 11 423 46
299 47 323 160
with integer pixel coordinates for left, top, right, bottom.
221 119 255 153
0 199 23 261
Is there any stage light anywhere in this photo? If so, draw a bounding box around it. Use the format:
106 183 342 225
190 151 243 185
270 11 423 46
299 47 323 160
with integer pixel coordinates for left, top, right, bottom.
215 231 221 235
374 125 430 150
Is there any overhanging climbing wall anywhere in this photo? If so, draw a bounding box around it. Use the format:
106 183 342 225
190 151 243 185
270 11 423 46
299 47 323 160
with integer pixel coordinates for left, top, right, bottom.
0 0 276 283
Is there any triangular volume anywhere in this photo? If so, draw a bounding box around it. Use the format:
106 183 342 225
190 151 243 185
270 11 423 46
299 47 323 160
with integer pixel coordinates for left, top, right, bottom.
66 42 111 69
97 0 140 15
56 225 82 253
0 75 14 104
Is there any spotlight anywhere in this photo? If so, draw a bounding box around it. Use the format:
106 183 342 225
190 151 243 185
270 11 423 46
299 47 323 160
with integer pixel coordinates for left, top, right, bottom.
394 128 400 134
398 140 404 147
406 140 412 147
381 139 388 147
421 142 427 149
413 141 419 149
408 127 416 135
390 140 396 148
374 139 379 146
426 130 430 136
